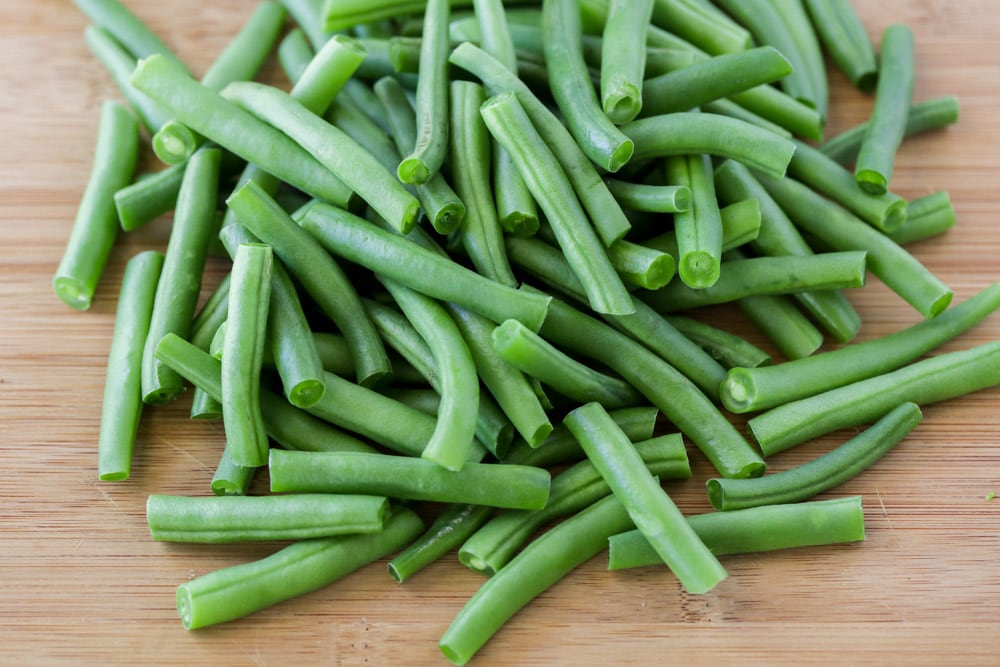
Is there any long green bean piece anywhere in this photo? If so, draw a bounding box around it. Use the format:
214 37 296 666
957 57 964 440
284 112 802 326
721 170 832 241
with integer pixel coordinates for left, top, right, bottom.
55 100 139 311
749 340 1000 457
723 283 1000 413
97 251 163 481
221 243 273 468
140 147 221 403
480 93 634 316
147 493 389 543
564 402 726 593
803 0 878 91
608 496 865 569
854 25 915 195
73 0 188 72
270 450 550 509
714 403 922 510
176 505 424 630
226 180 391 388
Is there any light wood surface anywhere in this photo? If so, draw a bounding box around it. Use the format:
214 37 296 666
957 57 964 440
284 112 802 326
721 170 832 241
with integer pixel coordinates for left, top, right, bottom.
2 1 999 665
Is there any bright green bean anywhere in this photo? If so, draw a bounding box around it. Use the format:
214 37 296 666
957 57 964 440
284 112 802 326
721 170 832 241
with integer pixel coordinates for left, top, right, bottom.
605 179 690 214
665 315 771 370
277 28 314 84
388 503 494 583
642 198 762 259
666 153 722 288
114 163 185 232
606 239 676 290
55 100 139 311
203 2 287 90
270 450 550 509
889 191 956 245
268 262 326 408
740 292 824 361
210 447 255 496
803 0 878 91
648 0 752 55
176 505 424 630
600 0 653 123
73 0 188 72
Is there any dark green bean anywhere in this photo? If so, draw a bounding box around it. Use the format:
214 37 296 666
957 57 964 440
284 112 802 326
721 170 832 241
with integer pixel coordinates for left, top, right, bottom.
388 503 494 583
600 0 653 123
664 315 772 370
268 262 326 408
803 0 878 91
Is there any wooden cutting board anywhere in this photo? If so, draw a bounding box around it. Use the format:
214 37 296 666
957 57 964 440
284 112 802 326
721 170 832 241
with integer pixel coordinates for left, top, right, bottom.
2 1 999 664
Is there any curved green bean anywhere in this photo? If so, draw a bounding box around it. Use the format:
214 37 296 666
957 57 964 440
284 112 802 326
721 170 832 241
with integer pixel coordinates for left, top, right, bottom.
803 0 878 91
73 0 188 72
268 262 326 408
388 503 494 583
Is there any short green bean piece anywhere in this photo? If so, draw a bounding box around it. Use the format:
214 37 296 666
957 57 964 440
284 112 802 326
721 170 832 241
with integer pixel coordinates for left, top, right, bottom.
387 503 494 583
889 191 956 245
73 0 188 72
723 283 1000 413
854 25 915 195
749 340 1000 457
565 402 726 594
114 163 185 232
270 450 550 510
55 100 139 310
480 92 634 316
222 244 273 468
600 0 654 124
147 493 389 543
606 239 676 290
740 292 825 361
176 505 424 630
277 28 314 84
648 0 753 55
608 496 865 570
268 262 326 408
665 315 771 370
714 403 922 510
665 153 722 289
290 34 369 115
97 251 163 481
803 0 878 91
605 179 690 214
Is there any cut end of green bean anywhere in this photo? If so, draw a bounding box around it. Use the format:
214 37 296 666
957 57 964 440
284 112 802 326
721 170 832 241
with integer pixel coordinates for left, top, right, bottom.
673 187 692 213
500 210 541 237
152 121 199 165
928 290 954 318
177 586 195 630
430 200 466 235
636 253 677 291
720 368 757 414
398 157 431 185
883 198 909 233
211 477 248 496
678 251 721 290
603 84 642 125
607 138 636 174
288 379 326 408
457 551 494 577
855 168 888 195
53 276 93 310
99 470 129 482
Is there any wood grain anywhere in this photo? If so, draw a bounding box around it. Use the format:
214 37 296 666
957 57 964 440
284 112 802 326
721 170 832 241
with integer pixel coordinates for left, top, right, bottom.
2 1 999 665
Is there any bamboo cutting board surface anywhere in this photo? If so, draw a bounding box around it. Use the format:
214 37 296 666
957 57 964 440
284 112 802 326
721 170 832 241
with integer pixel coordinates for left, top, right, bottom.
2 1 999 665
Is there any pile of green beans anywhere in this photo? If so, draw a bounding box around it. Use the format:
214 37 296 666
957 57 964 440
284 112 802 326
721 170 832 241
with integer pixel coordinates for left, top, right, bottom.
57 0 998 664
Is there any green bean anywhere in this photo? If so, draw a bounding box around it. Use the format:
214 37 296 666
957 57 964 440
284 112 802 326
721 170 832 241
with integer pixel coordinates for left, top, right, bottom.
277 28 314 84
222 82 420 234
716 403 922 510
299 202 551 330
96 251 163 481
756 170 953 319
664 315 772 370
622 112 796 179
888 191 956 245
73 0 188 72
773 0 829 117
666 153 722 289
702 98 794 139
270 450 550 509
449 42 632 247
749 340 1000 457
396 0 451 184
642 251 867 313
606 239 676 290
176 505 424 630
439 492 633 666
541 0 633 173
820 96 961 166
324 98 402 182
388 503 495 583
203 2 287 90
460 434 689 576
54 100 139 311
226 180 391 388
282 0 336 50
292 34 370 115
480 93 634 316
722 283 1000 414
371 75 465 234
268 262 326 408
640 46 794 118
83 26 170 133
608 496 865 569
714 159 862 343
789 139 907 233
727 82 826 142
210 447 255 496
854 25 915 195
140 147 221 403
130 54 355 208
221 244 273 468
114 164 185 232
741 293 824 361
599 0 653 123
492 319 643 410
447 305 553 449
505 237 728 401
803 0 878 92
605 179 690 214
565 402 725 593
642 198 762 259
648 0 752 55
147 493 388 543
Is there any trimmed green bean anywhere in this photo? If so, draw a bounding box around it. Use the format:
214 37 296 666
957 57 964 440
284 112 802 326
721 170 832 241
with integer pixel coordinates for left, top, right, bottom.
773 0 829 117
268 262 326 408
565 402 725 593
803 0 878 91
889 191 956 245
147 493 388 543
648 0 752 55
210 447 255 496
55 100 139 311
642 198 762 259
140 147 221 403
605 179 690 214
221 244 273 468
666 153 722 289
114 164 185 232
608 496 865 569
722 282 1000 414
277 28 314 84
749 340 1000 457
299 202 551 330
73 0 188 72
741 293 824 361
665 315 771 370
270 450 550 509
388 503 494 583
716 403 922 510
855 25 915 194
600 0 653 124
203 2 287 90
227 180 391 388
702 98 794 139
756 170 953 319
97 251 163 481
460 434 689 576
176 505 424 630
480 93 634 316
606 239 675 290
